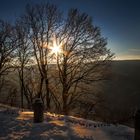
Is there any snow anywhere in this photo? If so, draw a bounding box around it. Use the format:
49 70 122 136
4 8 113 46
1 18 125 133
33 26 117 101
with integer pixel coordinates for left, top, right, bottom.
0 104 134 140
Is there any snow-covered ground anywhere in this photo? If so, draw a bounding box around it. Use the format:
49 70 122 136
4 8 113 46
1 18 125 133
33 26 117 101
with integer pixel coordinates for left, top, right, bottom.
0 104 134 140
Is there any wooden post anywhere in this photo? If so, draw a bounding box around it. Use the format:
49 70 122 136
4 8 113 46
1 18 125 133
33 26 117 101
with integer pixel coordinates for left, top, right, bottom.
33 98 44 123
135 110 140 140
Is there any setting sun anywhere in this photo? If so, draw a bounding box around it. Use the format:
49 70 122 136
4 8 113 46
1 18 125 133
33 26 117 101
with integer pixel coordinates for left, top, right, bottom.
50 35 63 55
51 44 61 55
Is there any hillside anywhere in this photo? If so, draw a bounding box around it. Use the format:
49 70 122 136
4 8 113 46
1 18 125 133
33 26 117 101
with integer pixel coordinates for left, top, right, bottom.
0 104 134 140
0 60 140 126
104 60 140 111
95 60 140 123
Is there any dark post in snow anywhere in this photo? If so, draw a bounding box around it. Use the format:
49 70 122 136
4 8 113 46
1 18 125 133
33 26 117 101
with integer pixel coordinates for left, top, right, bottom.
135 110 140 140
33 98 44 123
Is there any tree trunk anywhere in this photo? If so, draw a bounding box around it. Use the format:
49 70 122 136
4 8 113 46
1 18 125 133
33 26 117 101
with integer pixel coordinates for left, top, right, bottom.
62 90 68 115
45 78 50 110
38 77 44 98
20 68 24 109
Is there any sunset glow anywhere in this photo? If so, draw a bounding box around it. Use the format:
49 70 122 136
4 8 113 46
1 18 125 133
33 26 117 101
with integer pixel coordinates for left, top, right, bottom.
50 35 63 56
50 43 61 55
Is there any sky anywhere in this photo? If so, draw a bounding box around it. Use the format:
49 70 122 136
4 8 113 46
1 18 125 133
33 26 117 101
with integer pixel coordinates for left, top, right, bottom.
0 0 140 60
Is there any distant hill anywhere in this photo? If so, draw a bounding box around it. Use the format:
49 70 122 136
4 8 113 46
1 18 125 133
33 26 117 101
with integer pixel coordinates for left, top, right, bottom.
105 60 140 108
0 60 140 126
96 60 140 125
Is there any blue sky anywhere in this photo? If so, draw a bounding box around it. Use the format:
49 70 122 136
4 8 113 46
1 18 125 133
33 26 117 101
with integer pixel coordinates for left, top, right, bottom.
0 0 140 60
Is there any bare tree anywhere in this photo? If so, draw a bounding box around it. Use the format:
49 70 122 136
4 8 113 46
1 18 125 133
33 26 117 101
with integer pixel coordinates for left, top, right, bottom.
0 20 16 93
21 3 61 109
54 9 113 114
7 3 113 114
14 21 33 109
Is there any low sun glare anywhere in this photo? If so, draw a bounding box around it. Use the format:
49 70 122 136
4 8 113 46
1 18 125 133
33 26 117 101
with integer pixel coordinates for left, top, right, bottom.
51 43 61 55
50 35 63 56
